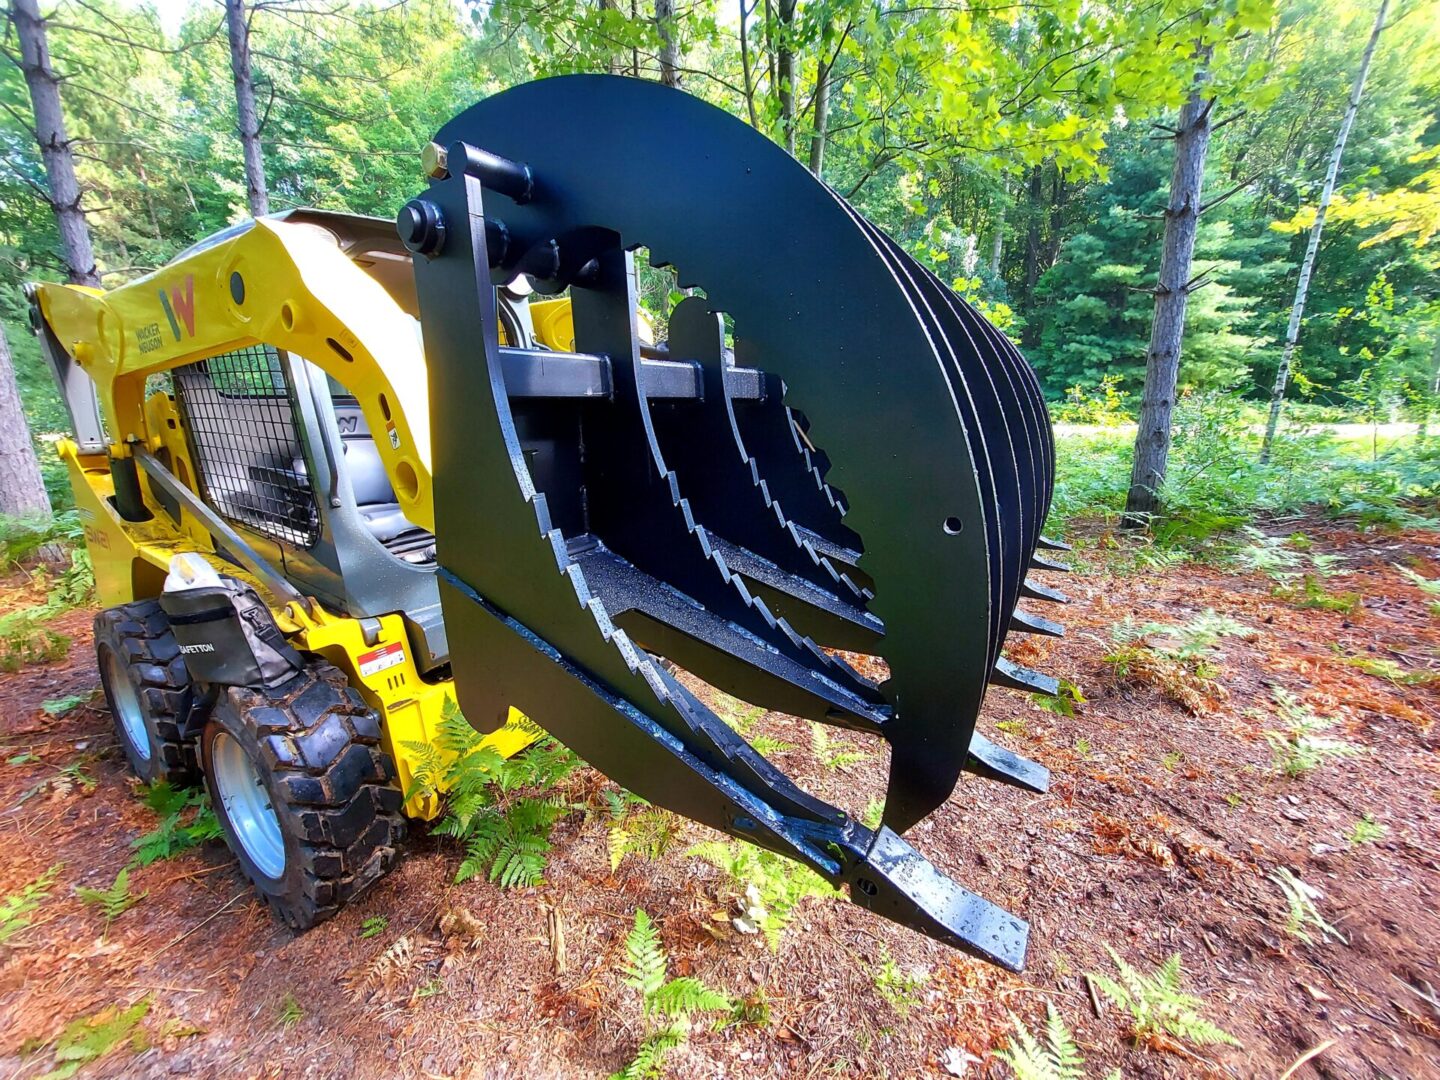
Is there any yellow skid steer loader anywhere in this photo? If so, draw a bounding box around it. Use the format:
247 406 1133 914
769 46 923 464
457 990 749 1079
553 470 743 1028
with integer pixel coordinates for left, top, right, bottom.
28 76 1066 969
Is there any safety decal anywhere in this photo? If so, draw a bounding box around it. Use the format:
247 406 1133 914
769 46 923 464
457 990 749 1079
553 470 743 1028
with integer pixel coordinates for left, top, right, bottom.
357 640 405 677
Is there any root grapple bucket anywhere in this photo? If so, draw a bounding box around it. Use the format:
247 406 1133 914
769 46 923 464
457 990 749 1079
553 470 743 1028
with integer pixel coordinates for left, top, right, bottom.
405 76 1067 970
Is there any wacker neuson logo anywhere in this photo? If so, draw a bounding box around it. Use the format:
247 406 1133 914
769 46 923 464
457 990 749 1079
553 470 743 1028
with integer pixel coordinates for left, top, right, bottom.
180 643 216 654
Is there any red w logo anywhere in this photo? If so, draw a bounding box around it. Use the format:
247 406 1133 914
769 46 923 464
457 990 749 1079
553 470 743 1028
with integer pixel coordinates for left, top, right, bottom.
159 274 196 341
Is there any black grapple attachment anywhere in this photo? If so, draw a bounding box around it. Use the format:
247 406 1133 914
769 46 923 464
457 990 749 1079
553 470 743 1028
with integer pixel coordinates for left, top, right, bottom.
403 76 1067 971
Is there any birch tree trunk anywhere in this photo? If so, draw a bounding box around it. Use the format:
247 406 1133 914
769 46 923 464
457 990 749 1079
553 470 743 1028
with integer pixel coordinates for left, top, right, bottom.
808 62 830 176
226 0 270 218
13 0 99 288
738 0 759 127
1261 0 1388 462
775 0 796 156
0 325 52 518
654 0 681 87
1122 55 1214 526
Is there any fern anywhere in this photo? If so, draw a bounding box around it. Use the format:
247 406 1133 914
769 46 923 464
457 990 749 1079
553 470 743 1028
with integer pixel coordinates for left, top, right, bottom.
1089 947 1240 1049
1271 867 1347 945
130 789 222 867
810 724 869 770
622 909 669 1003
0 863 62 945
423 697 578 889
452 798 561 887
608 805 684 871
613 909 731 1079
995 1006 1085 1080
76 868 146 926
687 840 837 950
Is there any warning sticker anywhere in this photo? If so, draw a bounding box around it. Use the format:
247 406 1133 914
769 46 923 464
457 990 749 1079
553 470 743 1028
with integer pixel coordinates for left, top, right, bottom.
385 420 401 450
358 641 406 678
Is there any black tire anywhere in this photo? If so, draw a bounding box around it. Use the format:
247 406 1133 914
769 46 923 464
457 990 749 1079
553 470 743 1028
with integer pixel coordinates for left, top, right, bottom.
200 660 406 930
94 599 198 786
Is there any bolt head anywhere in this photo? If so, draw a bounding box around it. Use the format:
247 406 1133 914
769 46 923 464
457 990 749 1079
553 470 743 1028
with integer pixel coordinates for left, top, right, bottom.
422 141 450 180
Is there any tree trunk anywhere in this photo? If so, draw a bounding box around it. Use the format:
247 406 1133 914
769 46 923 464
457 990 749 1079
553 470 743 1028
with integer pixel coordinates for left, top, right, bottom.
1020 165 1044 347
1261 0 1388 462
1419 334 1440 442
990 198 1005 276
654 0 680 87
738 0 759 127
13 0 99 288
776 0 796 155
226 0 269 218
1123 56 1214 526
602 0 622 75
0 324 53 519
808 60 830 176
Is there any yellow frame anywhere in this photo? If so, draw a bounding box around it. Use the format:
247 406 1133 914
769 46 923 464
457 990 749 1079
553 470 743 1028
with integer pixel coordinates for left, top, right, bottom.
33 214 547 818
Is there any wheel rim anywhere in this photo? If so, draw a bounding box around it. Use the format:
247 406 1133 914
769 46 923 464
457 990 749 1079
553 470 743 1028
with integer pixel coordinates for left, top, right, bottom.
103 649 151 762
212 731 286 879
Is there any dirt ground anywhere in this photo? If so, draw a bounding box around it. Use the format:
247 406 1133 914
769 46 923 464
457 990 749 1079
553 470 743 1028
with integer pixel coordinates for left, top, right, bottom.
0 520 1437 1079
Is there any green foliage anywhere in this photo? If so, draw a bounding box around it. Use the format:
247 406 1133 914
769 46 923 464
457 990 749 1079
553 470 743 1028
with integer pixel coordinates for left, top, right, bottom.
129 783 222 867
1270 867 1347 945
359 916 388 939
606 797 684 873
1341 654 1437 687
613 909 731 1080
1261 688 1364 778
995 1006 1086 1080
809 724 869 771
0 606 71 673
75 868 145 927
277 994 303 1029
37 996 151 1080
870 949 927 1014
0 863 62 945
408 698 577 889
1346 814 1387 846
41 692 91 717
687 839 837 950
1089 947 1240 1049
1051 375 1132 427
1272 574 1363 614
1032 679 1087 717
0 512 82 567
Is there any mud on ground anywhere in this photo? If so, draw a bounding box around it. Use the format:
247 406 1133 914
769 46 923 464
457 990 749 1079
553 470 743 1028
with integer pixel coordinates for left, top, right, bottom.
0 521 1436 1079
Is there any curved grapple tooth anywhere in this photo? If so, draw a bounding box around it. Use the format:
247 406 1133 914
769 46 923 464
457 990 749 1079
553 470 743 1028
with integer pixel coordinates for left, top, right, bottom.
1029 553 1071 573
991 657 1060 697
1037 535 1071 551
1010 609 1065 638
1022 578 1071 604
965 732 1050 794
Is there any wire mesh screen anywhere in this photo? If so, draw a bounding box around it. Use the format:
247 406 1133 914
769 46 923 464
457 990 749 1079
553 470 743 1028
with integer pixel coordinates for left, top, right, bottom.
173 344 320 547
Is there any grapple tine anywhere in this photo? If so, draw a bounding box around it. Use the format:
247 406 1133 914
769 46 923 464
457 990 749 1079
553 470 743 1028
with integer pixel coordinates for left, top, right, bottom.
1038 535 1072 551
1011 609 1065 638
1022 578 1072 604
1030 553 1072 573
966 732 1051 794
991 657 1061 697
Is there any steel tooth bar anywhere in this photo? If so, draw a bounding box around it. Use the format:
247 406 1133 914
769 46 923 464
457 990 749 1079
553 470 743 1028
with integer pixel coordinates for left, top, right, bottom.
965 732 1051 794
990 657 1061 697
438 566 1026 968
646 296 881 639
565 246 885 709
1037 535 1071 552
1022 578 1071 604
1010 609 1065 638
1030 554 1071 573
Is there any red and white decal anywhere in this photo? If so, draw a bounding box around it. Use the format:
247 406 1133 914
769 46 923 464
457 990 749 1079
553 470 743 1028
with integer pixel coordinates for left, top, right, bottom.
357 640 406 677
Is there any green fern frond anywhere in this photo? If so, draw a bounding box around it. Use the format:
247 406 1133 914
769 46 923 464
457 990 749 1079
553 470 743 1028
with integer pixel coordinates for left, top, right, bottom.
1092 947 1240 1049
995 1005 1085 1080
651 976 731 1018
612 1021 688 1080
622 909 668 1004
76 867 146 925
